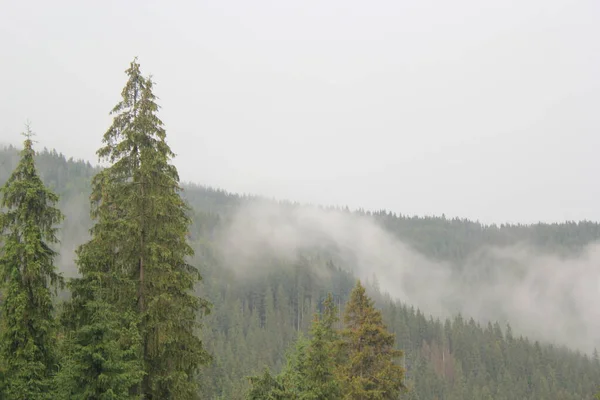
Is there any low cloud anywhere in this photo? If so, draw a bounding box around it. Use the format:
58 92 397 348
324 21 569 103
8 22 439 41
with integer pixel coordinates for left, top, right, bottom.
218 200 600 353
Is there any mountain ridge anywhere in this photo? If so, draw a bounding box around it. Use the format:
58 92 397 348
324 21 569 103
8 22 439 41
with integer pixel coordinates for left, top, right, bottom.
2 144 600 399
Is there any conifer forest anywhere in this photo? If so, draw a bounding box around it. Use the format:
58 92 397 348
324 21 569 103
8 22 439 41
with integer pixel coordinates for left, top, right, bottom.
1 60 600 400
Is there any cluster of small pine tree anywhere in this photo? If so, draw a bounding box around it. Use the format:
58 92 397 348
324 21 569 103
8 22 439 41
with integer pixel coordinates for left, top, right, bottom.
246 284 406 399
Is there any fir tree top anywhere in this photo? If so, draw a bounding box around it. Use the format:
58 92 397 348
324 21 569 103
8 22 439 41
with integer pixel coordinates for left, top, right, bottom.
0 125 63 286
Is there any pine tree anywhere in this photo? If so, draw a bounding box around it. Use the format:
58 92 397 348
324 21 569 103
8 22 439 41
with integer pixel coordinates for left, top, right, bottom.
54 246 144 399
245 294 343 400
246 368 288 400
0 128 64 399
64 58 211 399
294 293 342 400
337 281 406 399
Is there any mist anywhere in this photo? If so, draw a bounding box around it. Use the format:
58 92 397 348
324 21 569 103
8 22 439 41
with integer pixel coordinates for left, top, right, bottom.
55 191 92 279
218 200 600 353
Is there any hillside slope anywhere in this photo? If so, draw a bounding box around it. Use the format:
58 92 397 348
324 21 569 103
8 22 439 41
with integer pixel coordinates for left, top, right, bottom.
1 145 600 399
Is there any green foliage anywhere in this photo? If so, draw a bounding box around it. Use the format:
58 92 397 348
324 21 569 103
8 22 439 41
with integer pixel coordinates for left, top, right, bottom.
0 130 64 399
4 133 600 398
336 281 406 399
59 58 211 399
247 289 405 400
246 368 288 400
246 323 340 400
54 260 143 399
291 294 342 400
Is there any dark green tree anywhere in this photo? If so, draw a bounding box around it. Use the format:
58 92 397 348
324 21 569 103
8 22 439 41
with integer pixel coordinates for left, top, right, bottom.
245 295 342 400
293 294 342 399
246 368 289 400
0 128 64 399
54 248 144 399
66 58 211 399
337 281 406 399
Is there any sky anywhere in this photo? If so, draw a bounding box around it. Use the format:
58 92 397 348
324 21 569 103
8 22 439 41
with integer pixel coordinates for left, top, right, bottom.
1 0 599 224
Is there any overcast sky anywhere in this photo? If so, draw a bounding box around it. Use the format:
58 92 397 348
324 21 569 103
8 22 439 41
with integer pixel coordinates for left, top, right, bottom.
1 0 599 224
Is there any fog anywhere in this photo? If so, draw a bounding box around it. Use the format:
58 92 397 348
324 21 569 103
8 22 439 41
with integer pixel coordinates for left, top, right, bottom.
219 200 600 353
2 0 600 224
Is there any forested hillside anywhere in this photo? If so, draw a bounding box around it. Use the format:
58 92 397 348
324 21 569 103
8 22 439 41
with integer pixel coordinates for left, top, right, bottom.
2 59 600 398
2 142 600 399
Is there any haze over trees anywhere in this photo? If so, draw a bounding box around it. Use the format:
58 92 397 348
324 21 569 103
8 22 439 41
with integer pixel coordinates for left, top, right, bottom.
1 60 600 399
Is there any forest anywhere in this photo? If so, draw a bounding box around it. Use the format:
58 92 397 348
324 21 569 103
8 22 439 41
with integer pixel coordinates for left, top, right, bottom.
1 60 600 399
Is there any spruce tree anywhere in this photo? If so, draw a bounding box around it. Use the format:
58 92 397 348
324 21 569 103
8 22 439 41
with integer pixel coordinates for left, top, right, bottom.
294 294 342 400
65 58 211 399
277 334 310 399
337 281 406 399
246 368 289 400
0 128 64 399
246 294 342 400
54 246 144 399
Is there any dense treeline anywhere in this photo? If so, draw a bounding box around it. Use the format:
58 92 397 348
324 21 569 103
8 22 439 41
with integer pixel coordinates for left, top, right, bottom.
195 251 600 399
181 183 600 262
2 60 600 399
3 147 600 268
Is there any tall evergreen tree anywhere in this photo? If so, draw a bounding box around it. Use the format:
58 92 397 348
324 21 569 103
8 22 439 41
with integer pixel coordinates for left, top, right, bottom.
65 58 211 399
0 128 64 399
337 281 406 399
